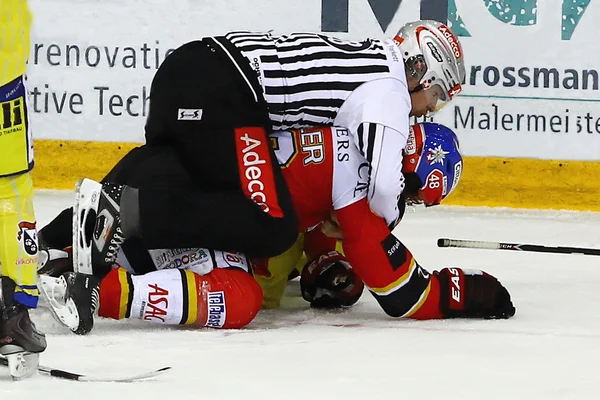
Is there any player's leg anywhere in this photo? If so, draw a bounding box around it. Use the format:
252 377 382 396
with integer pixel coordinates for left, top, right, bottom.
0 174 46 346
0 176 47 369
37 144 153 268
0 75 46 374
44 264 263 334
75 40 298 272
38 145 148 251
97 267 262 329
0 174 39 307
40 242 264 333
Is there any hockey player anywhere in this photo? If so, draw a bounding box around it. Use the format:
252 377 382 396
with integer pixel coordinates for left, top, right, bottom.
38 123 515 335
255 122 474 311
232 123 514 319
0 0 47 378
71 21 466 286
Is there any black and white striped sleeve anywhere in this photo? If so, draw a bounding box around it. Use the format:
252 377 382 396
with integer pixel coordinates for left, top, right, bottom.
355 122 407 227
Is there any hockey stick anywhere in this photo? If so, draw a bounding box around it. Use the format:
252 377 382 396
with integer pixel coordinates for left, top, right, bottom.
0 355 171 382
437 238 600 256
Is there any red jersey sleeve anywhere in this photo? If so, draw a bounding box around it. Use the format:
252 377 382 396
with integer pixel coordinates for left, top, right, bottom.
336 198 443 319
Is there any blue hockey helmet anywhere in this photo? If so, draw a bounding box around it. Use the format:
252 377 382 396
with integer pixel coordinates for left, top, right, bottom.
402 122 463 206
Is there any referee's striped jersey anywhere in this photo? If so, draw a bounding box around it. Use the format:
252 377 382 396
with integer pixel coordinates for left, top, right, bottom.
222 31 412 228
224 31 406 131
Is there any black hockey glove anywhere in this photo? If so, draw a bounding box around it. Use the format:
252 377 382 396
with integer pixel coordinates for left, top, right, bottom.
436 267 515 319
300 251 364 308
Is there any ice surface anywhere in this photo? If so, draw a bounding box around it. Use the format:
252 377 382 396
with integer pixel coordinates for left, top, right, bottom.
2 190 599 399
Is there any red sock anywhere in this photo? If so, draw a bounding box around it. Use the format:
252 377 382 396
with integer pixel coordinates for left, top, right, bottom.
98 268 133 320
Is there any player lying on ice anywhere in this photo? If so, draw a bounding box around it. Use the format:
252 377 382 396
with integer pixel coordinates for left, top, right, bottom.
37 122 515 335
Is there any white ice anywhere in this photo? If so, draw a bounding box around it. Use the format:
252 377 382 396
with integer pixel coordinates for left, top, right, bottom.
2 191 600 399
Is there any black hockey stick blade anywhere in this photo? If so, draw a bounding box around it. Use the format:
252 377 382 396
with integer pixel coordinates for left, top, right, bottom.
437 238 600 256
1 356 171 382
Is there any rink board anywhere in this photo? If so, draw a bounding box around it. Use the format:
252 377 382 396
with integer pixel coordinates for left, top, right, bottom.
32 139 600 212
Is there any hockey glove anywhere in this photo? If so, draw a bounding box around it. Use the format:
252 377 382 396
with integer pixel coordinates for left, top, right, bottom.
300 251 364 308
436 267 516 319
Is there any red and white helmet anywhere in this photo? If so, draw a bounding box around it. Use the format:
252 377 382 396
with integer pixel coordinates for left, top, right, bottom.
393 20 466 112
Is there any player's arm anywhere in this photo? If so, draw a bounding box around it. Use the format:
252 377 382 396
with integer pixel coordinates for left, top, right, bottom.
354 122 407 229
335 77 412 228
335 198 515 319
297 227 365 309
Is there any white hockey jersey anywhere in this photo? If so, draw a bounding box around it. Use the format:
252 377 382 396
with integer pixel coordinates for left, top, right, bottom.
221 31 411 226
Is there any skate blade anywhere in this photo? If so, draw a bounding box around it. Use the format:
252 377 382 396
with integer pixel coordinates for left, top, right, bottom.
2 350 39 380
72 178 101 275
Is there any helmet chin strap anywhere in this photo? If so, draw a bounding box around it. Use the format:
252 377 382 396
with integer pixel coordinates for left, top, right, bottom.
409 84 424 94
409 84 433 117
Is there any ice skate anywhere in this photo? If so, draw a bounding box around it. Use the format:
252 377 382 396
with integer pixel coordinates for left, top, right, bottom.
0 277 47 380
72 178 126 274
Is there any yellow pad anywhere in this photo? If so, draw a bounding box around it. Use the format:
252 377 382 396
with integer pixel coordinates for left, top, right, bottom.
0 76 34 177
0 172 39 307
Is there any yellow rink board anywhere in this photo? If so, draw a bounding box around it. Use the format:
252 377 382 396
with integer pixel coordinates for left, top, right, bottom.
31 139 600 212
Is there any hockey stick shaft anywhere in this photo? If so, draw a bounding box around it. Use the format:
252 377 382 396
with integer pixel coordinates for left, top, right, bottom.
1 355 171 382
437 238 600 256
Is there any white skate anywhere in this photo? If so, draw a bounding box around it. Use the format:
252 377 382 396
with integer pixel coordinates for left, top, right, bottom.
38 274 80 332
72 178 102 275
